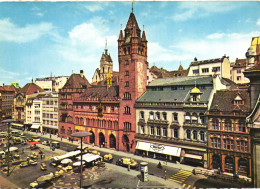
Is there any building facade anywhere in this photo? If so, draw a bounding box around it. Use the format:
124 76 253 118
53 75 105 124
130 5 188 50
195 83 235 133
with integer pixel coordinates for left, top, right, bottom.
188 55 231 79
0 85 15 120
35 76 69 92
135 76 215 167
58 71 91 139
207 89 251 177
230 58 250 84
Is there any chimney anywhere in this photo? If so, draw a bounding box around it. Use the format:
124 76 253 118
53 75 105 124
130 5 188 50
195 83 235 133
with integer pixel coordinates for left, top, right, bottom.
80 70 84 78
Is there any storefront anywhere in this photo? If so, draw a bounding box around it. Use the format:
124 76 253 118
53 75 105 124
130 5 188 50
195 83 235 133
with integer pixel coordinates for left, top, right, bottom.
135 141 181 162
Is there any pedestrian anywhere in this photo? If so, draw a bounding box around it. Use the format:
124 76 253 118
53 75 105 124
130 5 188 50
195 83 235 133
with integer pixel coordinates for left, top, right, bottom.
164 168 167 180
165 155 168 165
128 164 130 171
52 145 55 151
103 142 105 148
27 156 30 163
142 152 145 158
61 136 63 141
157 162 162 169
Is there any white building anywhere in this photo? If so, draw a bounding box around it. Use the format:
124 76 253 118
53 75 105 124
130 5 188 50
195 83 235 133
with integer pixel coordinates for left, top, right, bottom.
35 76 69 92
188 55 231 79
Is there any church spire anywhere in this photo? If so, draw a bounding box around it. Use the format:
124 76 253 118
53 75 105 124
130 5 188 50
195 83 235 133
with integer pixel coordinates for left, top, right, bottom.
105 39 108 55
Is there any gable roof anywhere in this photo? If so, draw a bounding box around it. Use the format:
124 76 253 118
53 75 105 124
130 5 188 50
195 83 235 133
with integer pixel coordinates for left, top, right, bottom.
62 74 91 89
209 89 250 113
19 83 44 96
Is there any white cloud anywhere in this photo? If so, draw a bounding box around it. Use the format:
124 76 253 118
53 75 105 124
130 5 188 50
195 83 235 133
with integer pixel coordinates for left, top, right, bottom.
0 18 53 43
85 4 103 12
173 31 260 62
54 19 118 82
257 18 260 25
172 2 242 21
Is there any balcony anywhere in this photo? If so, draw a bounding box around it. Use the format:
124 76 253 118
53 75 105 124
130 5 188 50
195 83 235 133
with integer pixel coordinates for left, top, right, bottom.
147 119 168 125
138 119 146 125
183 122 207 128
170 121 181 127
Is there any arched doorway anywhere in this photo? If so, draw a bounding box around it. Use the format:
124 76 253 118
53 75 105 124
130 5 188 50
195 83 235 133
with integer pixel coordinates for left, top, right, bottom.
225 156 234 172
109 134 116 149
238 158 248 172
89 131 95 144
99 132 105 147
123 135 130 152
212 154 221 169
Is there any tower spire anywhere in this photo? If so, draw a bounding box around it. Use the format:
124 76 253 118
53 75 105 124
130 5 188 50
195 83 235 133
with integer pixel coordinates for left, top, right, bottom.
105 39 108 54
132 1 134 13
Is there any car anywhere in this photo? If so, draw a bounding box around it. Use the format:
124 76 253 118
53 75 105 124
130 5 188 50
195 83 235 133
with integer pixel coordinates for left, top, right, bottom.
116 157 138 169
32 136 40 142
42 140 50 146
103 154 113 163
40 162 47 171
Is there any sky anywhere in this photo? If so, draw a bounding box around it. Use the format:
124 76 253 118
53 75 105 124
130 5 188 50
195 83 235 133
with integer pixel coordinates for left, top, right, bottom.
0 1 260 87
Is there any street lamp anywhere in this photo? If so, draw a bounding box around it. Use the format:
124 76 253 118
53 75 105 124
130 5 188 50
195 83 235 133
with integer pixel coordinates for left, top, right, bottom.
1 119 15 176
71 131 92 188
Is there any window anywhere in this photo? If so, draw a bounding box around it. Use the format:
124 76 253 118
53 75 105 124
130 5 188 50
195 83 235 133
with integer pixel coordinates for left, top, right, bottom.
235 100 243 105
149 112 154 120
140 111 144 119
237 69 241 74
173 113 178 121
156 112 160 120
125 71 129 76
200 131 205 141
125 81 129 87
124 106 130 114
157 127 161 136
185 113 191 123
202 68 209 73
211 138 221 148
174 128 178 138
163 128 167 137
212 67 220 72
192 95 197 102
186 130 191 139
171 86 177 90
178 86 185 90
150 126 154 135
125 60 129 65
212 119 219 130
238 122 246 132
124 122 131 131
225 121 232 131
223 139 234 150
237 76 241 81
124 92 131 100
237 141 248 152
193 130 197 140
162 112 167 120
193 69 199 74
140 125 144 134
199 113 205 124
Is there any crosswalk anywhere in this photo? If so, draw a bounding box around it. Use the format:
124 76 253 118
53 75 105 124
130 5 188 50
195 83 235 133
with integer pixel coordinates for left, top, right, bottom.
168 169 192 184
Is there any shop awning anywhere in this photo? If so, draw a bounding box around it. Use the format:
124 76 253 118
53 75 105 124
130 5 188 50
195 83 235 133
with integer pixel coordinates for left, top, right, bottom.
184 153 203 160
31 124 40 129
136 141 181 157
11 123 24 127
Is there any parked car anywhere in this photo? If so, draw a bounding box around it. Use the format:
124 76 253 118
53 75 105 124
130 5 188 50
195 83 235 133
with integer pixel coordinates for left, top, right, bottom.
116 157 138 169
40 162 47 171
103 154 113 163
32 136 40 142
42 140 50 146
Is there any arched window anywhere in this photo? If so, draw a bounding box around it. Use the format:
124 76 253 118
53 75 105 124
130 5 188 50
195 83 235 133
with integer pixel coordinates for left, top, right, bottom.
185 113 191 123
200 131 205 141
174 128 178 138
193 130 197 140
140 111 144 119
191 113 198 124
186 130 191 139
124 106 130 114
199 113 205 124
149 112 154 120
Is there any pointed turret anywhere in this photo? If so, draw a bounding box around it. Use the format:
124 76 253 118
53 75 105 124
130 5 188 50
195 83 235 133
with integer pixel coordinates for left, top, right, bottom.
141 30 147 42
125 13 141 39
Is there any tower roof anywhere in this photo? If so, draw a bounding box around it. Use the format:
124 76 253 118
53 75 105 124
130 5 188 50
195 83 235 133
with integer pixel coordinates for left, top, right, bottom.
125 12 140 31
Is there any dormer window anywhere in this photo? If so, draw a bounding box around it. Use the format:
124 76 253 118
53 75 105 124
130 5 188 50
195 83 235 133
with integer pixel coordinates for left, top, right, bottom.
234 95 243 105
190 87 202 102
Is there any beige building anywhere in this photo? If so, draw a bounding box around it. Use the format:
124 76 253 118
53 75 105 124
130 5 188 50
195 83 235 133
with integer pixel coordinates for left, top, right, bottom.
35 76 69 92
188 55 231 79
230 58 250 84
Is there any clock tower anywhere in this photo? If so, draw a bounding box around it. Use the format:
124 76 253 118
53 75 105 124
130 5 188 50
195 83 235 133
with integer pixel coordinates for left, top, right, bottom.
118 11 148 152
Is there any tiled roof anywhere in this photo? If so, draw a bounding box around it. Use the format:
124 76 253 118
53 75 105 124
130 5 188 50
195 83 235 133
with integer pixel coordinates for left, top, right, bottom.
209 89 250 113
0 85 16 92
63 74 91 89
148 76 213 87
220 78 239 89
19 83 44 95
245 64 260 71
232 58 247 68
101 53 112 62
80 85 119 99
137 88 213 103
95 72 119 86
150 65 189 78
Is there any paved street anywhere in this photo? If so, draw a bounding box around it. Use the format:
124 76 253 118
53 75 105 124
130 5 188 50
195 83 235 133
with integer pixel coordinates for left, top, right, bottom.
0 129 251 188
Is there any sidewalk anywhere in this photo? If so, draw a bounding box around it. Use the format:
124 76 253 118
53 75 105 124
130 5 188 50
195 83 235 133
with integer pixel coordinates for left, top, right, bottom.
0 174 19 188
27 131 195 172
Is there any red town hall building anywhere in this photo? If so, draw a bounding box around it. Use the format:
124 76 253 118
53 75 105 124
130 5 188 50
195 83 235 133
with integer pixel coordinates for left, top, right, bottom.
59 11 148 153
